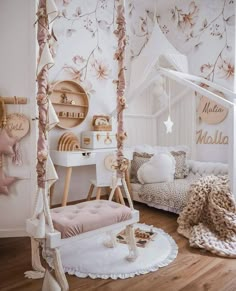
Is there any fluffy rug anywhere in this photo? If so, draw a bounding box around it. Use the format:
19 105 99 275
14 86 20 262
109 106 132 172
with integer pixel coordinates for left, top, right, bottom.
177 175 236 257
46 224 178 279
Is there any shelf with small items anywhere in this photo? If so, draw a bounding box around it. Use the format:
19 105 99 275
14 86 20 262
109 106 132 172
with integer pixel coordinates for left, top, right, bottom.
53 88 88 95
57 116 85 119
50 80 89 129
56 111 85 118
52 102 88 108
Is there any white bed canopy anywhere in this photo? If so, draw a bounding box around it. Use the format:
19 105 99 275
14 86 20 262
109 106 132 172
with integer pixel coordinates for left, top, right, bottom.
126 20 236 197
127 20 235 107
127 22 189 103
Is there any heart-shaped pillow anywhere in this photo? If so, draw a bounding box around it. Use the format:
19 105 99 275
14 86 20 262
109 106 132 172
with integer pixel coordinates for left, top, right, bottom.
137 152 176 184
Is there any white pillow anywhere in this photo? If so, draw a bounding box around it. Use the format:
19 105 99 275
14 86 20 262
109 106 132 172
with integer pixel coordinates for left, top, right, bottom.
137 152 176 184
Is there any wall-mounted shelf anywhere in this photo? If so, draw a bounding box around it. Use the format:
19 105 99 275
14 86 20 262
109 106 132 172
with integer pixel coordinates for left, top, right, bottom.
50 80 89 129
56 115 84 119
52 102 88 108
53 89 87 95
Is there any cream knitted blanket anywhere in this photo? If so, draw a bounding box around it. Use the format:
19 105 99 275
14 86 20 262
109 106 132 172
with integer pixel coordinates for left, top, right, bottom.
177 175 236 257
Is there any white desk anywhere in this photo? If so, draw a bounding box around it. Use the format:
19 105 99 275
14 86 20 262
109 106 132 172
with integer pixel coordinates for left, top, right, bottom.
50 148 133 206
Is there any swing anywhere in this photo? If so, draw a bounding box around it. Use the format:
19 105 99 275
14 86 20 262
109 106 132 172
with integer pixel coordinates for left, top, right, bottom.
25 0 139 290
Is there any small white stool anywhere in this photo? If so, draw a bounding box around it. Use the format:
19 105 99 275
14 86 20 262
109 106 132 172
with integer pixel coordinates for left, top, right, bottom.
86 179 125 205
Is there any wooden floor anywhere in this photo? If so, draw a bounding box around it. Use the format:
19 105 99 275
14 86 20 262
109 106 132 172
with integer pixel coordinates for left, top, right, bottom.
1 202 236 291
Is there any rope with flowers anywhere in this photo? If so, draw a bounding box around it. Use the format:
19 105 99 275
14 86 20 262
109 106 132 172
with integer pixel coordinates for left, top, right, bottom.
114 0 129 178
36 0 51 189
25 2 69 289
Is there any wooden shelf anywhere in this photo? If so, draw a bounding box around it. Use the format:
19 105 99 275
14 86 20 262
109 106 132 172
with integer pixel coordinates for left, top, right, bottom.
53 89 87 95
50 80 89 129
57 116 84 119
52 102 88 108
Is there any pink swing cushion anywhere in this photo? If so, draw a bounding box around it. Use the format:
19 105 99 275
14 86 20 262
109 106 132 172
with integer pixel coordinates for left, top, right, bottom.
51 200 132 239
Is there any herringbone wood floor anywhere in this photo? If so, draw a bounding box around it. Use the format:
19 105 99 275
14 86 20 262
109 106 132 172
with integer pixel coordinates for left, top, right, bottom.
1 202 236 291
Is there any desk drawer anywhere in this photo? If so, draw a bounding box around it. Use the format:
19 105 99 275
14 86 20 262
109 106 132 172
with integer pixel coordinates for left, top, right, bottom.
50 151 96 167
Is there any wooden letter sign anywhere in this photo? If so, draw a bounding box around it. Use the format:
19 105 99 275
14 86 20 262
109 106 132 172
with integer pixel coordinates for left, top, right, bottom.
198 96 228 124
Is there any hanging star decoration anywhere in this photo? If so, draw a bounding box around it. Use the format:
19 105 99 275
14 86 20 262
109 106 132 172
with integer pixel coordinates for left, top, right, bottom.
163 77 174 134
164 115 174 134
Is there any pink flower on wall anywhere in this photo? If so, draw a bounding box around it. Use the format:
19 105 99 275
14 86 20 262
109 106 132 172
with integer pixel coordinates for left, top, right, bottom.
217 58 234 80
171 1 199 32
200 63 213 76
91 59 111 80
72 55 86 65
63 65 83 81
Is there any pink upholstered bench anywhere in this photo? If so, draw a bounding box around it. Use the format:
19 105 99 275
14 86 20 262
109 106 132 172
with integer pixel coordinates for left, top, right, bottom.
51 200 132 239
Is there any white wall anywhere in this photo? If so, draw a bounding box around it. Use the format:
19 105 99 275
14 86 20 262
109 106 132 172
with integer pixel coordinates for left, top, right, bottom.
0 0 36 237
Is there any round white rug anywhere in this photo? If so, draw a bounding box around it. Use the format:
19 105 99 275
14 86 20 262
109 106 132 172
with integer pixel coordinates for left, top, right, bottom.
51 224 178 279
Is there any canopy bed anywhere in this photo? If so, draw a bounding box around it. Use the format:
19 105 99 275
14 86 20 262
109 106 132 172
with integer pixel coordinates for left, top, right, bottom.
123 17 236 258
124 15 236 202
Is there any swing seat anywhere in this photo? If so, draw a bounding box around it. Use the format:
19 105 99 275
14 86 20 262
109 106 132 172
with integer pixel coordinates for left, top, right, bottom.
51 200 133 238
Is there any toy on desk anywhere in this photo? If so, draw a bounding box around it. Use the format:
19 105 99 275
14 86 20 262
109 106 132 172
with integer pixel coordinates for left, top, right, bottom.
57 132 80 151
92 115 112 131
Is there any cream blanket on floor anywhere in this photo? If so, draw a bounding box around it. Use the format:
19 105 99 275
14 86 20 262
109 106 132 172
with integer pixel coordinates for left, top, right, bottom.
177 175 236 257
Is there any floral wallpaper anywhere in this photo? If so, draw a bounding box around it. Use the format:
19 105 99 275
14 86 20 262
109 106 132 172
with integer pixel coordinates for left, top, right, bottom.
127 0 235 162
127 0 235 89
49 0 234 161
50 0 118 127
51 0 235 117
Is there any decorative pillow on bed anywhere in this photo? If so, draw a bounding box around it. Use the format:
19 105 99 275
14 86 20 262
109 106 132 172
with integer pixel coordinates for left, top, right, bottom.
130 152 153 183
137 152 176 184
171 151 189 179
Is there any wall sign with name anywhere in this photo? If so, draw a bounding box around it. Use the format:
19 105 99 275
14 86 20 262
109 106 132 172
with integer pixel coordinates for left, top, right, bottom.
5 113 30 166
198 96 228 125
6 113 30 140
197 96 229 145
196 129 228 144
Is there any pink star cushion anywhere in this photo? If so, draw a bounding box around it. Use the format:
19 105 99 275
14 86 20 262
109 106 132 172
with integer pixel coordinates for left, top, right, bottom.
0 128 17 156
0 168 17 195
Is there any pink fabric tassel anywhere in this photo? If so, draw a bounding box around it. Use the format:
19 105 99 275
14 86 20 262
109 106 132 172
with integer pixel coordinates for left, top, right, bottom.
12 141 23 166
